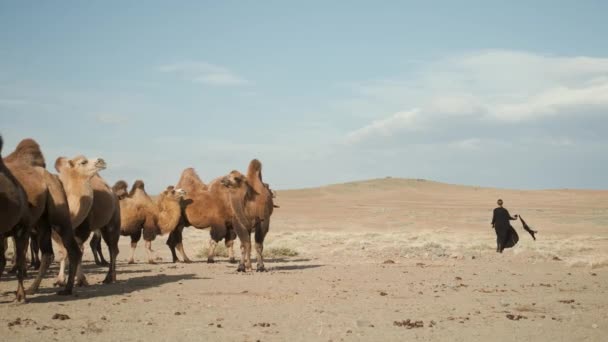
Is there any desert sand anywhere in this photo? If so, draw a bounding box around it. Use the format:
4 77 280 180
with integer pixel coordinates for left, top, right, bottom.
1 178 607 341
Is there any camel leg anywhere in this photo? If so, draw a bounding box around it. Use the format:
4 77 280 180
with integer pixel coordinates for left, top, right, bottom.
254 221 268 272
234 222 253 272
207 238 218 263
14 227 30 302
225 239 236 264
145 240 156 264
176 242 191 263
8 236 18 274
91 233 109 266
0 235 6 279
166 229 179 263
53 238 68 287
129 229 142 264
167 225 190 263
29 234 41 270
226 224 237 264
74 242 90 287
101 221 120 284
26 221 54 295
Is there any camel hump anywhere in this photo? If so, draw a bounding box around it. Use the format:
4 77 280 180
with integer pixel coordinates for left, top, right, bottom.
112 180 128 192
129 179 145 196
5 138 46 167
249 159 262 172
177 167 207 190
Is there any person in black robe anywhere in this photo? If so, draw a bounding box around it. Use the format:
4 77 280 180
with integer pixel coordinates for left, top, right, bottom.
491 199 519 253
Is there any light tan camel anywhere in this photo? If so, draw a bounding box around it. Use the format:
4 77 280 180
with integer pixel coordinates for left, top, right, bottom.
3 138 82 300
27 155 106 291
33 166 121 292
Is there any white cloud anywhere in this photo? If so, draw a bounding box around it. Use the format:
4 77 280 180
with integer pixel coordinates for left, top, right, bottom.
158 61 250 86
346 50 608 145
346 109 421 144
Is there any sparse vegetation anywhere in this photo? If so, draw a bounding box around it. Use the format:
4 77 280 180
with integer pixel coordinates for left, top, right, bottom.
197 244 298 259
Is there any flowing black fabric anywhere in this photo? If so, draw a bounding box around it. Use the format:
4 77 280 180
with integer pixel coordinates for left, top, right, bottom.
519 216 538 240
492 207 518 251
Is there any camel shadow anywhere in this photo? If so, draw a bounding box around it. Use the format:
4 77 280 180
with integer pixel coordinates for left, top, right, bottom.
265 258 311 263
24 273 206 304
270 264 324 271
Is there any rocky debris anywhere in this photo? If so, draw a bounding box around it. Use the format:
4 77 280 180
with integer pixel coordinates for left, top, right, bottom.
383 260 395 264
174 312 186 316
506 314 527 321
455 276 462 281
8 317 37 328
253 322 272 327
591 273 597 276
447 316 470 323
558 299 575 304
379 291 388 296
393 319 424 329
52 313 70 320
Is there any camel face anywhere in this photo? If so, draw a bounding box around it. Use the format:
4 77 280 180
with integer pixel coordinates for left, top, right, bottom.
56 155 107 179
111 180 129 199
220 170 248 189
162 187 186 201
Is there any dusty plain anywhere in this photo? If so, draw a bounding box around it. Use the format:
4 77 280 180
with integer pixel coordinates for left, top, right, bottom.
1 178 607 341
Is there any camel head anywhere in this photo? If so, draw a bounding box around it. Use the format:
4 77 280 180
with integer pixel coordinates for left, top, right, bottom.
55 155 107 180
220 170 259 201
160 186 186 202
220 170 248 189
112 180 129 200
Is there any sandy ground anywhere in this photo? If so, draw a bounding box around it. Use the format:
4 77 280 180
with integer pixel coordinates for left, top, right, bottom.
1 178 607 341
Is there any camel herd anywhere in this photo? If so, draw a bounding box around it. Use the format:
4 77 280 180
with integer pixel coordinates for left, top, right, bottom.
0 136 276 302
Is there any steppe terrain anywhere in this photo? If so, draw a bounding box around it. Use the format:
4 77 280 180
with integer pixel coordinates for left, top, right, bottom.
2 178 607 341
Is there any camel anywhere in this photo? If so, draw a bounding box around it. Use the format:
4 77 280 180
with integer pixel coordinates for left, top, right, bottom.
2 138 82 300
29 159 121 293
219 159 274 272
169 168 237 264
86 179 131 265
0 135 29 300
107 180 184 264
41 156 106 286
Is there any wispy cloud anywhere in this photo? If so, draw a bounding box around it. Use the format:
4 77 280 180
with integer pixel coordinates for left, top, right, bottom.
345 50 608 146
158 61 250 86
345 109 421 144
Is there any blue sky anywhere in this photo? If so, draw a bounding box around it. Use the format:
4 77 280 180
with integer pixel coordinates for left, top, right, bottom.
2 1 608 192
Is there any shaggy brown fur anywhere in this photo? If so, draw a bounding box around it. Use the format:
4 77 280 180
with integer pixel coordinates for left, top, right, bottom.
109 180 181 264
221 159 275 272
3 138 82 300
170 168 236 264
0 136 29 300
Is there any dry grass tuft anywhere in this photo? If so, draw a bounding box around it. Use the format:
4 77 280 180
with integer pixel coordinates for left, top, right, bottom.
197 243 299 259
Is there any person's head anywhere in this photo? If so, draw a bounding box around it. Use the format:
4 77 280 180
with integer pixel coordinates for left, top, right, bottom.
497 199 503 207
